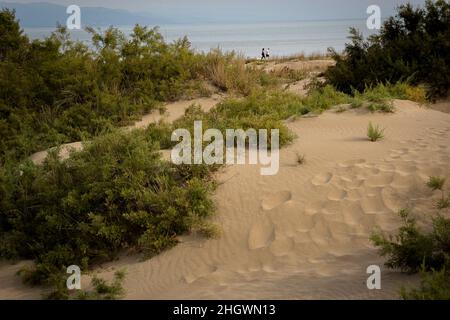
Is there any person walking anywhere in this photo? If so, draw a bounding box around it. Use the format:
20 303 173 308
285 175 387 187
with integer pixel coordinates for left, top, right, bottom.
266 48 270 59
261 48 266 60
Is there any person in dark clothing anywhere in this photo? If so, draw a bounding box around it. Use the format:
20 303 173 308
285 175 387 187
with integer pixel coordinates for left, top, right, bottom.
261 48 266 60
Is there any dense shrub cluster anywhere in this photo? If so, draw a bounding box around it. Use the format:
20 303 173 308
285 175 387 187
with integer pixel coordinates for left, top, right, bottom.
326 0 450 99
0 9 205 162
0 5 440 298
0 129 216 284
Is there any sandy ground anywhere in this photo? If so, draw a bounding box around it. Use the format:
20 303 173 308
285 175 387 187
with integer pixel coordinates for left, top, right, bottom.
4 98 450 300
3 60 450 300
263 59 335 74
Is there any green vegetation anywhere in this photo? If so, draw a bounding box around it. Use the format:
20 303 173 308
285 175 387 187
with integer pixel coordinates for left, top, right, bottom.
76 270 126 300
163 90 307 149
356 82 427 112
400 266 450 300
371 176 450 299
198 49 277 95
0 10 276 164
427 176 446 192
44 269 127 300
0 129 216 286
295 153 306 165
0 10 307 296
302 84 352 110
1 2 447 300
326 0 450 99
427 176 450 209
269 67 306 84
367 122 385 142
0 10 194 162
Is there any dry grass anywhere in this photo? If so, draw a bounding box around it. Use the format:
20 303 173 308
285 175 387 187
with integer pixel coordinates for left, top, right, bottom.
200 49 263 95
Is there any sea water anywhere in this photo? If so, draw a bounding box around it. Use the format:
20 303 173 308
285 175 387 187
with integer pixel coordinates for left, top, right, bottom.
24 19 379 58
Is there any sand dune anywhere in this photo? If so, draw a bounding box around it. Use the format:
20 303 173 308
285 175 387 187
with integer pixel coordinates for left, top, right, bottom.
4 89 450 299
59 101 450 299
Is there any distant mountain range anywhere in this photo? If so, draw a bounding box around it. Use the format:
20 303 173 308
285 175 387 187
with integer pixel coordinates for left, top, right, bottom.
0 2 170 27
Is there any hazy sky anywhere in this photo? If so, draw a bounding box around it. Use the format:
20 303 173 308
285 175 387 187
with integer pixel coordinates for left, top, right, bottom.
10 0 428 22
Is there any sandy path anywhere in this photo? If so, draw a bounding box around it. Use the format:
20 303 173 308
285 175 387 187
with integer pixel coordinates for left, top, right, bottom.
2 100 449 299
29 94 223 165
79 101 448 300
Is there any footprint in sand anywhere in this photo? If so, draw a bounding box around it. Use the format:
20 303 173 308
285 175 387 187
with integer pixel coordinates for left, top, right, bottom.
261 191 292 211
311 172 333 186
248 220 275 250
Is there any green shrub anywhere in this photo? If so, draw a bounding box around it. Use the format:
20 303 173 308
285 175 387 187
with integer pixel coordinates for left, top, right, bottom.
350 97 364 109
302 85 352 111
77 270 126 300
371 208 437 273
401 263 450 300
326 0 450 99
197 49 270 95
427 176 450 209
0 129 216 284
367 122 385 142
427 176 446 192
367 101 395 113
371 176 450 299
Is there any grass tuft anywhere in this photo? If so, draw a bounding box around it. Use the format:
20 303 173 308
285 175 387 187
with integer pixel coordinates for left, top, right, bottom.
367 122 385 142
295 153 306 165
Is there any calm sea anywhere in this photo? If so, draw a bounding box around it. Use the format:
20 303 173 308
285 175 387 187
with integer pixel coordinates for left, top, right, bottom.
24 19 378 58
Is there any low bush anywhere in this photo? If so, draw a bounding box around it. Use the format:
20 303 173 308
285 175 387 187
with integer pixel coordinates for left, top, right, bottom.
197 49 275 95
302 85 352 111
371 176 450 299
367 101 395 113
76 270 126 300
165 90 306 149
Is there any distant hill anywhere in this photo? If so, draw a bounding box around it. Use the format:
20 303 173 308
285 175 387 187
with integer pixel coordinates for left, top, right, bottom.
0 2 169 27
